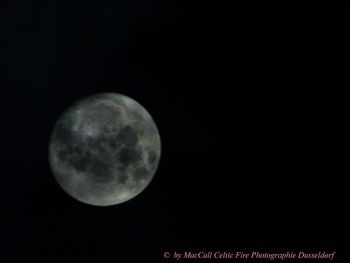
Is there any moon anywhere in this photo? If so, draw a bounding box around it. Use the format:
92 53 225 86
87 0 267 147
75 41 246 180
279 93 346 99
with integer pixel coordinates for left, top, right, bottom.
49 93 161 206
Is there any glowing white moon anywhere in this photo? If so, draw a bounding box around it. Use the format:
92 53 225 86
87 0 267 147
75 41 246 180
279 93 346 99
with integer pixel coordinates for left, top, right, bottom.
49 93 161 206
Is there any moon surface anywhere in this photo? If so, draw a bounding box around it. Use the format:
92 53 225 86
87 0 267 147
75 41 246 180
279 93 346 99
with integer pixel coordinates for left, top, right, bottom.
49 93 161 206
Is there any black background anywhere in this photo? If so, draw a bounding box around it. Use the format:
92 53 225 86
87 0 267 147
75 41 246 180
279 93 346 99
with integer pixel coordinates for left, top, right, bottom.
0 1 345 262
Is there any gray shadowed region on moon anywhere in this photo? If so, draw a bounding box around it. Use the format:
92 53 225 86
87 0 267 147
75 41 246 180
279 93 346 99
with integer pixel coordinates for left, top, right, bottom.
49 93 161 206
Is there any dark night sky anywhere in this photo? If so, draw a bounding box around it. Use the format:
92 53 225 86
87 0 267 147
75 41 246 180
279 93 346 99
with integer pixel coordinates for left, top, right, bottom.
0 0 345 262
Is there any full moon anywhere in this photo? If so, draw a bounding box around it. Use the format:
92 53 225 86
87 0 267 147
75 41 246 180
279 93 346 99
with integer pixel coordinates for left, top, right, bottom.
49 93 161 206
